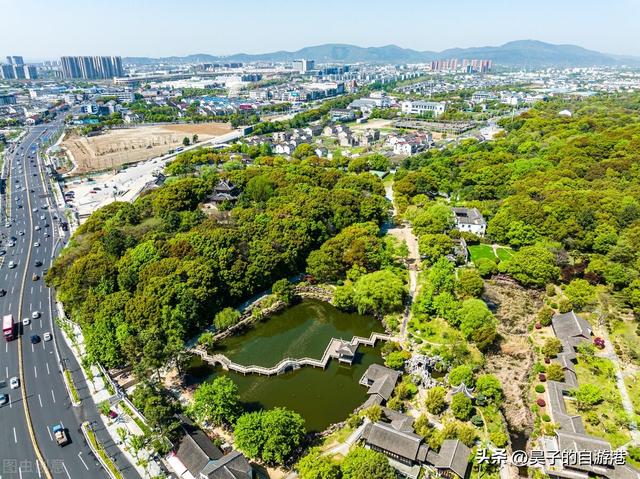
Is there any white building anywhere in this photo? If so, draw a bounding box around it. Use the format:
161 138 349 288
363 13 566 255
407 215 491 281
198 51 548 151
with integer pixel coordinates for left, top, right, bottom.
452 207 486 237
400 100 446 117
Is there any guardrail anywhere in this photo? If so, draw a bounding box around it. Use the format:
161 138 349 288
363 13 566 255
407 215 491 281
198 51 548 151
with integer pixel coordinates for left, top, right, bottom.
192 332 395 376
81 421 124 479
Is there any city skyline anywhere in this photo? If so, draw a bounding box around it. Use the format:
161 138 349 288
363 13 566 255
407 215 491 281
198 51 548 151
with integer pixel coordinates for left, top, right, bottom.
1 0 639 60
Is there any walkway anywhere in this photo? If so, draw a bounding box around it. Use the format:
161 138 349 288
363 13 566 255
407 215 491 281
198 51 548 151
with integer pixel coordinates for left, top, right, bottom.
384 183 421 341
191 332 396 376
597 319 640 443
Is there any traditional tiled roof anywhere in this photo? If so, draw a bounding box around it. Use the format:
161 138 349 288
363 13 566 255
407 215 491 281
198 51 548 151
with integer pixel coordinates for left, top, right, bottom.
362 421 427 463
431 440 471 478
452 207 485 226
200 450 253 479
551 311 592 348
175 415 223 475
361 364 401 402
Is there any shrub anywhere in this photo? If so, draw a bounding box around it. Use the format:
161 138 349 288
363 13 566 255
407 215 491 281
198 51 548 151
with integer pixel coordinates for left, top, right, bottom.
545 284 556 296
471 415 484 427
542 338 562 358
546 363 565 382
558 298 572 314
541 414 551 422
450 394 473 421
535 385 545 393
489 431 509 448
424 386 447 415
537 306 554 326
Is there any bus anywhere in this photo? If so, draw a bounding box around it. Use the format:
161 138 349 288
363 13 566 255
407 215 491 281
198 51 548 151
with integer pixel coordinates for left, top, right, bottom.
3 314 15 341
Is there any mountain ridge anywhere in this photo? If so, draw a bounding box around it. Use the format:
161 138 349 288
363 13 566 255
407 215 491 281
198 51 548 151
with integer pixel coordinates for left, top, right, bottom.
124 40 639 67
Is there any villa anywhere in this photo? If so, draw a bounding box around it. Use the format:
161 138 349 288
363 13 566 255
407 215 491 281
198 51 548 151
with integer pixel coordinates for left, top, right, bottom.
452 207 486 237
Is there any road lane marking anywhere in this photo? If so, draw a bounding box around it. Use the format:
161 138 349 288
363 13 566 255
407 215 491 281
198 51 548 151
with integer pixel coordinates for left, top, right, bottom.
31 343 34 353
46 363 50 375
78 452 89 470
51 389 55 403
34 365 37 378
47 426 52 441
36 460 41 478
61 462 71 479
9 394 12 408
5 366 7 377
38 393 42 407
18 465 23 479
13 426 17 443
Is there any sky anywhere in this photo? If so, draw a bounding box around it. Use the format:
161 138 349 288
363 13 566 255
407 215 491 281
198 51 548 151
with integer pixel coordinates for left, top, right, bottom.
2 0 640 60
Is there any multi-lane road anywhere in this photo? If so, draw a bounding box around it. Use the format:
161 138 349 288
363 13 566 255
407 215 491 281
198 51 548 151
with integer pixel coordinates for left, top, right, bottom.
0 123 140 478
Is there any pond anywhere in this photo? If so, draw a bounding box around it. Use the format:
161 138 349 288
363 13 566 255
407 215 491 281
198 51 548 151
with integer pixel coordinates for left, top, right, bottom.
186 299 387 432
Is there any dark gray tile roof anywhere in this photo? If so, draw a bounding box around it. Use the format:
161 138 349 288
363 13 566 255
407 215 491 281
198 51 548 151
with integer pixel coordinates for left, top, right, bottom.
175 415 223 476
361 364 401 401
432 439 471 478
200 450 253 479
552 311 592 346
362 421 424 463
452 207 485 226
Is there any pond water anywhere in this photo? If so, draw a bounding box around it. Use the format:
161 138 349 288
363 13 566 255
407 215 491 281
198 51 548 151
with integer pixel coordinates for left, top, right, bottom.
186 299 387 432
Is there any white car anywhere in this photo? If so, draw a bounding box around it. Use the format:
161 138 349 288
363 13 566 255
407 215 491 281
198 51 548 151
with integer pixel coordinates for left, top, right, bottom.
22 317 30 326
31 311 40 319
34 241 40 247
43 332 52 342
40 215 46 220
8 261 15 268
0 394 7 406
9 377 19 389
34 225 41 231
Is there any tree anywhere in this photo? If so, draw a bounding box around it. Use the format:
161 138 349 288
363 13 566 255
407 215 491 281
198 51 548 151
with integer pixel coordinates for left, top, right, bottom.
234 408 306 465
297 448 340 479
98 400 111 417
341 447 397 479
475 374 503 404
572 383 603 410
292 143 316 159
272 278 295 305
475 258 498 278
448 364 475 387
192 134 199 144
507 244 559 288
385 350 411 370
546 363 565 382
189 376 242 427
538 306 554 326
424 386 447 414
214 307 241 331
182 136 190 147
412 203 454 235
450 394 473 421
418 233 454 265
542 337 562 358
564 279 596 310
352 270 405 316
457 269 484 297
457 299 496 347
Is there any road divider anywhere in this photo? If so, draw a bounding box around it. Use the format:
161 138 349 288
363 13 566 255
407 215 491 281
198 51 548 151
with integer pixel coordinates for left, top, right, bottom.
81 422 124 479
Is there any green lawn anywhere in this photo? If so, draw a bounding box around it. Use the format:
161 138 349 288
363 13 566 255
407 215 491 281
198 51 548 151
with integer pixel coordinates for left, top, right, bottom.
611 318 640 367
495 247 514 261
566 353 631 447
468 244 496 262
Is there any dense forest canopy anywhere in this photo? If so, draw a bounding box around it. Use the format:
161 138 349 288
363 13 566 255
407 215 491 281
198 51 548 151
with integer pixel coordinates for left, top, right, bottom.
47 161 388 373
398 93 640 313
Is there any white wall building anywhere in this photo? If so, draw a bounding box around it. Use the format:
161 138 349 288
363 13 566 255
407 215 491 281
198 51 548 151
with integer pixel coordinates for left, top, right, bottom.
400 100 446 117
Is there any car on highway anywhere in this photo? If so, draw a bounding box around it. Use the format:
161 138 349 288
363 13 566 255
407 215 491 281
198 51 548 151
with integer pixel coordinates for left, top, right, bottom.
33 242 40 247
7 242 15 247
34 260 42 267
52 424 69 447
31 311 40 319
32 273 40 281
8 261 15 269
22 317 30 326
30 334 40 344
0 394 7 406
0 289 6 297
32 207 37 212
18 230 24 236
44 332 52 342
40 215 45 220
9 377 19 389
34 225 40 231
0 250 4 256
4 222 10 227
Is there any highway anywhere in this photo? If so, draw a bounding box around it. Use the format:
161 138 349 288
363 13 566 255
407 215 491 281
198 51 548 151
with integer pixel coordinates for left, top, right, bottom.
1 123 140 478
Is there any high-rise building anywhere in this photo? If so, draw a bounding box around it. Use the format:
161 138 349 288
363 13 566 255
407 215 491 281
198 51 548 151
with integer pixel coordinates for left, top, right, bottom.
60 56 123 79
0 64 15 79
293 59 315 73
6 56 24 66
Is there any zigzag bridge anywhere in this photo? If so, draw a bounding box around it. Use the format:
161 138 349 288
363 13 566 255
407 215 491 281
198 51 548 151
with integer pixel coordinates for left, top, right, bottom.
191 332 396 376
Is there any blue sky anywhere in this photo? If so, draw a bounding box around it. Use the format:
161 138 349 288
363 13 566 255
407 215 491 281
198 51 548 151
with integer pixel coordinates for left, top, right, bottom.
2 0 639 60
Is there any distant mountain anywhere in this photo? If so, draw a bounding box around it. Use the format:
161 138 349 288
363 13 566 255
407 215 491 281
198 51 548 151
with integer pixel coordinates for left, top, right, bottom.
124 40 639 67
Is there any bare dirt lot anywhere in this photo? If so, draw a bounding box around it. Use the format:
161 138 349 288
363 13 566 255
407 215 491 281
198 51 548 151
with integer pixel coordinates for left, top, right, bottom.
482 279 543 441
61 123 232 175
